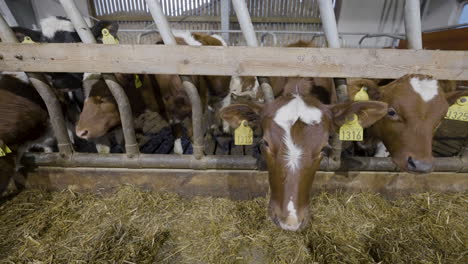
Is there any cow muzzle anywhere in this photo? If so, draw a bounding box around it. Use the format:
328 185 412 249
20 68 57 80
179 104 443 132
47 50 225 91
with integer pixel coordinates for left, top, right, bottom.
407 156 434 173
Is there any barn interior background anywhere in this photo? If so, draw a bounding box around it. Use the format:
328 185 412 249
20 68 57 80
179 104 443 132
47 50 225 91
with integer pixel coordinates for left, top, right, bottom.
3 0 467 47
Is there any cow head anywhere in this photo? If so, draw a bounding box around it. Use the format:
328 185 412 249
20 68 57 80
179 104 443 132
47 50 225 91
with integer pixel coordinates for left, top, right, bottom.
40 16 119 44
220 79 387 231
349 75 468 173
75 78 120 140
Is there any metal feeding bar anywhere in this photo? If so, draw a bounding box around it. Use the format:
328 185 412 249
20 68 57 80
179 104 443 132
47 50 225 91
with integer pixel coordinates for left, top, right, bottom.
231 0 274 103
0 15 73 156
59 0 139 156
317 0 348 170
145 0 204 159
404 0 423 50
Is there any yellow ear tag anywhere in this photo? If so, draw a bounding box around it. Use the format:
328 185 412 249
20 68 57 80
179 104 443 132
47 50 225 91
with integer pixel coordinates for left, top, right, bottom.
21 36 35 44
234 120 253 145
354 87 369 101
445 96 468 122
4 145 11 154
339 114 363 141
102 28 119 44
134 75 143 89
0 148 5 157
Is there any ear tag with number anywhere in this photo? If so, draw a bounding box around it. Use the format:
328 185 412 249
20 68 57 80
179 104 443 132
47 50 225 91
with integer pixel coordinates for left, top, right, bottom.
0 145 11 157
354 87 369 101
21 36 35 44
234 120 253 145
339 114 363 141
102 28 119 44
134 75 143 89
445 96 468 122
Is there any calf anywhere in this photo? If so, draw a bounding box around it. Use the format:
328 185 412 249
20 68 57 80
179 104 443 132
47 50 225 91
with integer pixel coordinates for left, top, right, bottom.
348 75 468 173
220 78 387 231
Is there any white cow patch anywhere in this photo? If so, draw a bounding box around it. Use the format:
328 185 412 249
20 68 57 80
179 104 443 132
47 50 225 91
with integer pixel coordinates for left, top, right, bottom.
210 34 228 46
40 16 75 39
273 94 322 171
83 72 101 81
410 77 438 102
173 31 202 46
2 72 29 83
173 138 183 154
374 141 390 157
279 198 301 231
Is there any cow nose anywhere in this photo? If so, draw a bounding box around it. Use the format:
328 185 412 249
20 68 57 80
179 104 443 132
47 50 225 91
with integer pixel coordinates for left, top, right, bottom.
77 129 89 139
407 156 433 173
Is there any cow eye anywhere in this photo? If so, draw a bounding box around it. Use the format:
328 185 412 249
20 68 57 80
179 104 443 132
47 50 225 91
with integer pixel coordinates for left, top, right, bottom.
387 108 398 119
262 139 269 148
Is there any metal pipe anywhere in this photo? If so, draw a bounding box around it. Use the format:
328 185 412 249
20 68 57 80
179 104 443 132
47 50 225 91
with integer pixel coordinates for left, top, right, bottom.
0 14 73 155
60 0 139 157
144 0 204 159
232 0 274 103
102 74 139 156
404 0 423 50
145 0 176 45
316 0 347 170
23 153 468 172
231 0 258 47
221 0 230 43
317 0 340 48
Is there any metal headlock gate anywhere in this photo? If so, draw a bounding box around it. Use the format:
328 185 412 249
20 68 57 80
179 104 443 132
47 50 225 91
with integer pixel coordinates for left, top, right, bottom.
0 0 467 194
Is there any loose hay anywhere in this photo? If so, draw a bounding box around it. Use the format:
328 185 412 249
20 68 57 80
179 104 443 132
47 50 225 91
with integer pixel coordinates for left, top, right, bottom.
0 187 466 263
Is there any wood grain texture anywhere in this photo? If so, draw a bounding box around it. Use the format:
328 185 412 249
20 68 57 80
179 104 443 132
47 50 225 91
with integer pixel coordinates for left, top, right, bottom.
24 167 468 199
0 44 466 80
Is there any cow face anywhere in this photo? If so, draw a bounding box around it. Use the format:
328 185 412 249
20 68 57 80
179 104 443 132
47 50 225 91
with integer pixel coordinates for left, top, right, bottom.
75 79 120 140
220 80 387 231
349 75 468 173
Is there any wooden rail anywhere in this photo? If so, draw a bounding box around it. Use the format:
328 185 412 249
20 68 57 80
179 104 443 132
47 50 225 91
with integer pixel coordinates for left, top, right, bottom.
0 44 466 80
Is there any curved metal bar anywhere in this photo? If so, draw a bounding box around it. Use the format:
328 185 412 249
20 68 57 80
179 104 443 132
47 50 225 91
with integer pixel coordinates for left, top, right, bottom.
145 0 204 159
0 14 73 155
358 34 406 47
60 0 139 157
404 0 423 50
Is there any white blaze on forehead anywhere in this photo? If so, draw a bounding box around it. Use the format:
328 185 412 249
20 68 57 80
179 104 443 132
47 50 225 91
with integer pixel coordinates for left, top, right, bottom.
2 72 29 83
40 16 75 38
273 95 322 171
173 31 202 46
410 77 439 102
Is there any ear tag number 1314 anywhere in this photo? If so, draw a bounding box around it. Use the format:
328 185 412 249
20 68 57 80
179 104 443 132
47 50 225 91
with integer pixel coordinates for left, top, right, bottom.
339 114 363 141
234 120 253 145
445 96 468 122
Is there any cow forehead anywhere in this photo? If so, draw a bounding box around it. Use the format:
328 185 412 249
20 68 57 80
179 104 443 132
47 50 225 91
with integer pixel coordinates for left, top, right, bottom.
409 77 439 102
273 95 322 129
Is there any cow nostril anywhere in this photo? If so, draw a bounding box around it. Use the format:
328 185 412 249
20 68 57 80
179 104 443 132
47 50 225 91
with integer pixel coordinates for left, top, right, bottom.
407 156 416 169
79 130 89 137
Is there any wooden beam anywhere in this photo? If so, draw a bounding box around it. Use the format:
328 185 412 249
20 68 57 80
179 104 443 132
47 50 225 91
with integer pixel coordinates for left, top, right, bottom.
24 167 468 199
0 43 466 80
94 14 322 24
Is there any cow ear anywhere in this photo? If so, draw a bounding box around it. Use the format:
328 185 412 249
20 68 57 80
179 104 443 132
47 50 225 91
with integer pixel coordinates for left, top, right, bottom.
219 103 263 129
445 90 468 105
91 21 119 41
348 79 382 100
330 101 388 129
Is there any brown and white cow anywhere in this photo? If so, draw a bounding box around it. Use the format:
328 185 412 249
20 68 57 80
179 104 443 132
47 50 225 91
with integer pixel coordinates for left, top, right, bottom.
348 75 468 173
220 78 387 231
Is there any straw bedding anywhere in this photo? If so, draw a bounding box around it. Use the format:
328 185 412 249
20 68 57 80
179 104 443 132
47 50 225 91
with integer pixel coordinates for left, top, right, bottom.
0 186 466 263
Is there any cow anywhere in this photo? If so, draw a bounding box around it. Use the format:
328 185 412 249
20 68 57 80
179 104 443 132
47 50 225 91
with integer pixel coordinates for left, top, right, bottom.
347 75 468 173
220 77 387 231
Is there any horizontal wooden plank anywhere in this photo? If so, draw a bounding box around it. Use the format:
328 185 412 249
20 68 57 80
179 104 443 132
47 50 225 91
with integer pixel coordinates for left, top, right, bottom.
25 167 468 199
0 43 466 80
